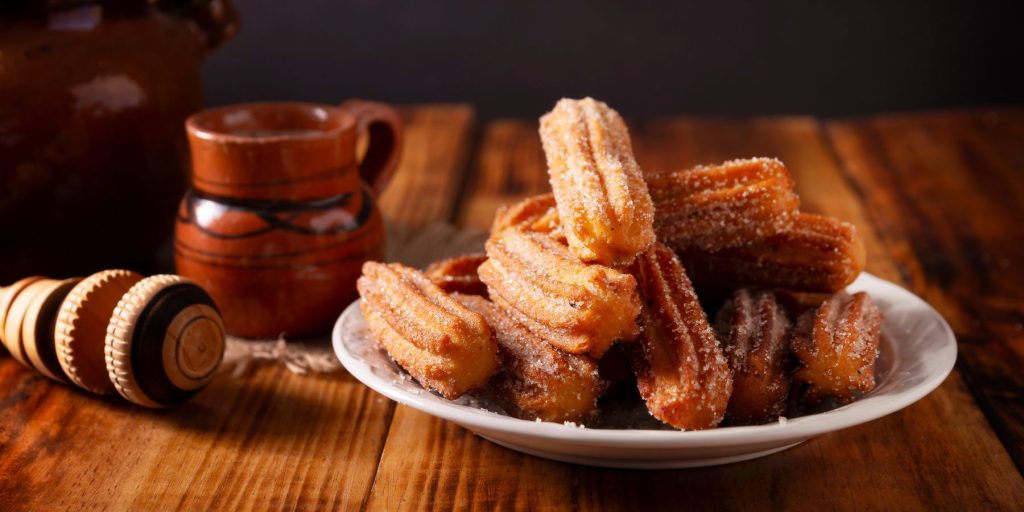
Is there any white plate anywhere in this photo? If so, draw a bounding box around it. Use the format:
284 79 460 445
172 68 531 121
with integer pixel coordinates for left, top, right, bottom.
333 273 956 469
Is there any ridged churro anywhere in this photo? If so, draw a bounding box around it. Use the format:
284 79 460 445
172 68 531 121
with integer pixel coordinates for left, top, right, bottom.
676 212 866 293
357 262 499 399
648 158 799 251
630 243 732 430
539 97 655 265
456 294 605 423
478 227 640 358
353 97 889 430
490 193 562 241
791 291 883 404
424 253 488 297
714 289 792 424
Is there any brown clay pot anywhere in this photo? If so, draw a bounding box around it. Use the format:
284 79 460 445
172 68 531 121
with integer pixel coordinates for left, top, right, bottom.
175 101 403 338
0 1 237 282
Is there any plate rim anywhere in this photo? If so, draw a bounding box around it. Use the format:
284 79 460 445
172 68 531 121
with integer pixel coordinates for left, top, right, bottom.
333 272 957 449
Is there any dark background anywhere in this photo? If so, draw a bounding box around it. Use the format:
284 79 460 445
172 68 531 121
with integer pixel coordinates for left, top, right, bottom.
204 0 1023 120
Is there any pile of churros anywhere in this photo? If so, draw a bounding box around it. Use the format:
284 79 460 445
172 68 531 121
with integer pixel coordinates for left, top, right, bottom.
356 98 884 430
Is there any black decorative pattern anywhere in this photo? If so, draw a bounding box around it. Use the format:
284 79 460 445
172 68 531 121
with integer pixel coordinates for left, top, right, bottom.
177 187 374 239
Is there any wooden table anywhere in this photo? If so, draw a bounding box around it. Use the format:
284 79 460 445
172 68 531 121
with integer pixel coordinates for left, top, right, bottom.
1 105 1022 510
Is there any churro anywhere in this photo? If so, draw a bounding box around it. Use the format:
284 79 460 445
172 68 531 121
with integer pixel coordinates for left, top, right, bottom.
357 262 499 399
676 212 866 293
630 243 732 430
539 97 655 265
478 227 640 358
353 97 889 429
791 291 883 404
648 157 799 251
456 294 604 423
490 193 562 240
424 253 488 297
714 289 792 424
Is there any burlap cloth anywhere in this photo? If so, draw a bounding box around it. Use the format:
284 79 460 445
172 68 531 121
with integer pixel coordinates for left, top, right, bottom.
220 222 488 378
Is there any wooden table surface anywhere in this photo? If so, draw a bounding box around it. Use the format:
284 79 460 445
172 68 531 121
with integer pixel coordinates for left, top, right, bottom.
2 105 1023 511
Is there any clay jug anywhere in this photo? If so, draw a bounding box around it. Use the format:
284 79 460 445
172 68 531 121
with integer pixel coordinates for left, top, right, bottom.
0 0 237 281
175 101 402 338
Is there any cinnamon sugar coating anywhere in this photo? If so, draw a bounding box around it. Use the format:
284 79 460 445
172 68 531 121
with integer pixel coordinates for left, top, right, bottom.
490 193 563 241
676 212 866 293
647 157 800 251
539 98 656 265
791 291 883 404
478 227 641 359
424 253 489 297
456 294 605 423
357 262 499 399
715 289 792 424
630 243 733 430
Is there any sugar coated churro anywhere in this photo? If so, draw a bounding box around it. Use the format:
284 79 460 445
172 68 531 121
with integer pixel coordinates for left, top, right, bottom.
424 253 489 297
630 243 732 430
478 227 641 358
357 262 499 399
456 294 605 423
791 291 883 404
648 157 799 251
490 193 562 239
540 97 655 265
715 289 792 424
676 212 866 293
357 98 887 430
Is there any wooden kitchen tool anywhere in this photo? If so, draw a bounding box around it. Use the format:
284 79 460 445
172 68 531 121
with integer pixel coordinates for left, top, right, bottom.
0 271 225 408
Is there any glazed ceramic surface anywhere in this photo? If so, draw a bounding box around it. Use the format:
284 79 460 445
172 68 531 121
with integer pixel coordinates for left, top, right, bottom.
176 101 402 338
0 1 236 281
334 273 957 469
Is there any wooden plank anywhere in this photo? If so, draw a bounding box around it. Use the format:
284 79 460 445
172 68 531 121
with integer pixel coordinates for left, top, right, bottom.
455 120 548 230
827 108 1024 469
365 114 1024 510
0 356 392 510
363 405 576 510
0 105 478 510
379 105 478 230
367 120 572 511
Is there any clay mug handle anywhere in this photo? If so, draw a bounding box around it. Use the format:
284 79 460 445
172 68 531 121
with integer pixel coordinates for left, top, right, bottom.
339 99 404 196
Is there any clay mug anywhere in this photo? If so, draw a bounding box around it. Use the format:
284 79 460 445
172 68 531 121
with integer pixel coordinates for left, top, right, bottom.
174 101 402 338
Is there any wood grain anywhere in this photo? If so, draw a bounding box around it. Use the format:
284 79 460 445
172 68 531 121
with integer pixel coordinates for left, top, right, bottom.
378 105 477 230
0 363 392 510
0 105 478 511
363 114 1024 511
455 119 549 230
2 106 1023 510
827 108 1024 469
367 121 565 511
